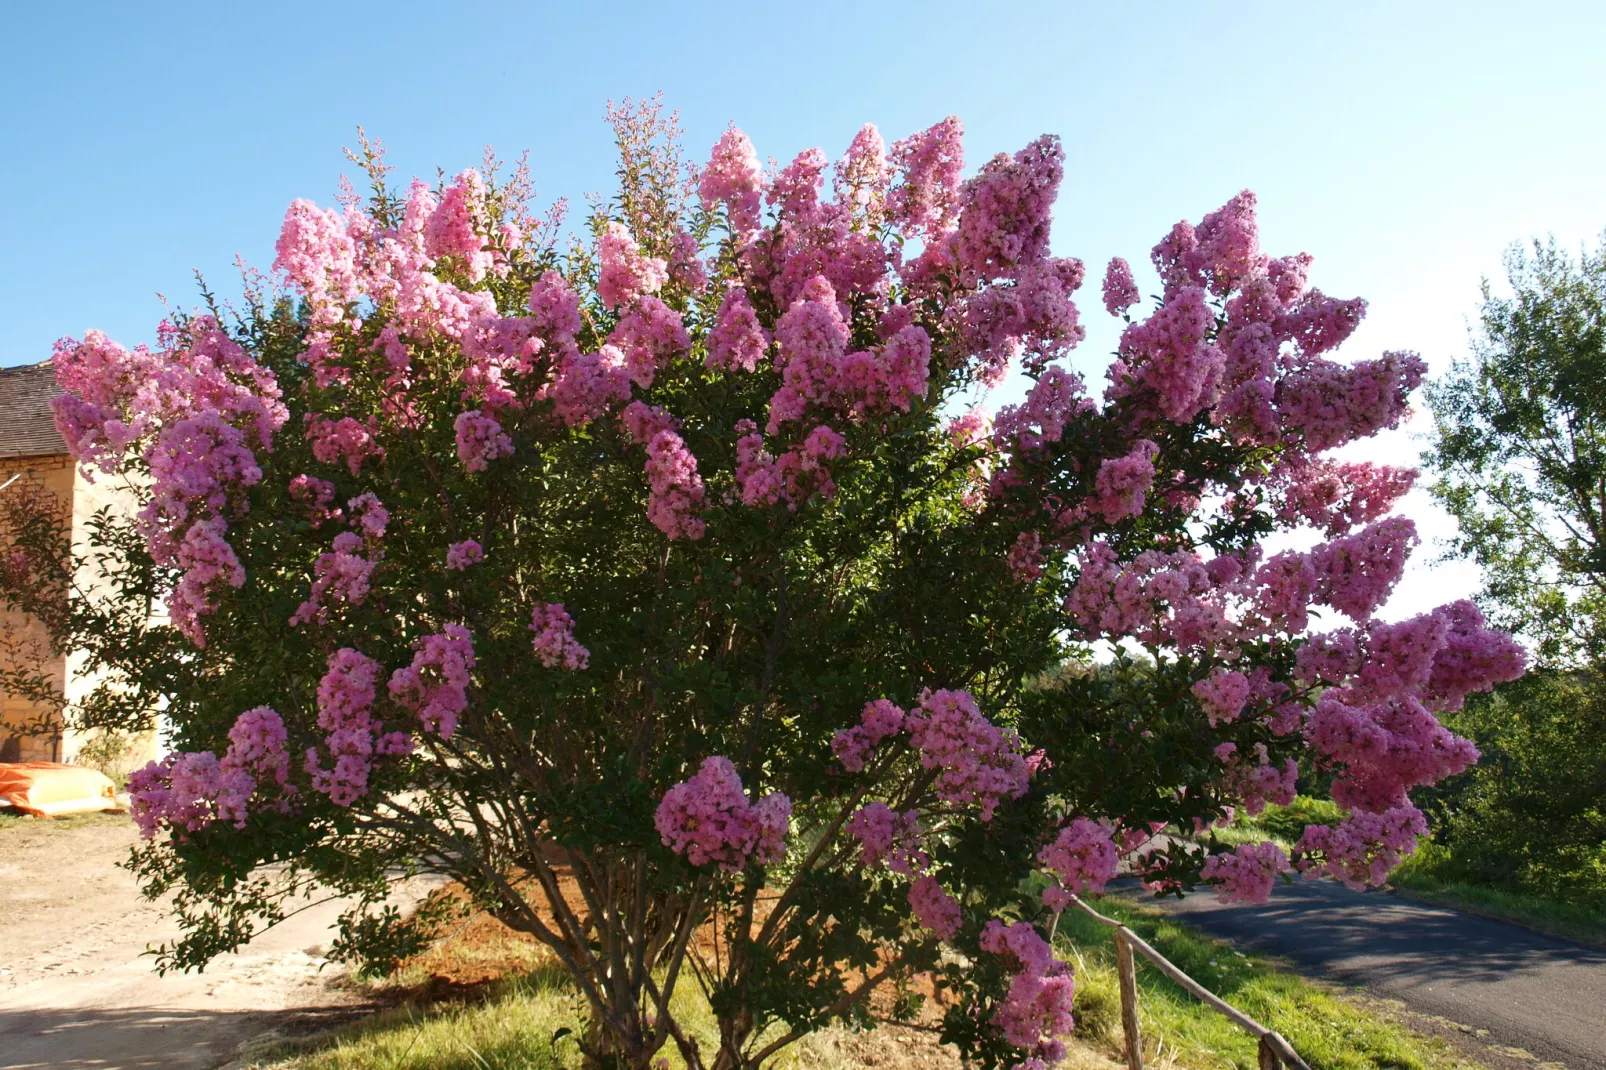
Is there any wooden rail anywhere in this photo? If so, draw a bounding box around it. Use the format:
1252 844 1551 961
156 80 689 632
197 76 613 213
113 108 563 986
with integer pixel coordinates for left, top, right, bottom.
1066 895 1311 1070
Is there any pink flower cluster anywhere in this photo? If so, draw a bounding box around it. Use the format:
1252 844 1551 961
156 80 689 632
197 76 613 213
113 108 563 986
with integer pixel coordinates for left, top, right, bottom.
654 756 791 872
529 602 590 670
129 706 293 838
1101 257 1140 316
1200 841 1290 904
767 276 931 432
904 689 1030 822
847 802 928 875
1110 285 1222 424
454 410 514 473
699 126 766 236
644 430 707 540
979 920 1076 1066
1007 530 1045 583
1091 440 1158 523
306 415 385 475
993 367 1090 451
596 222 668 311
832 693 1027 821
608 296 690 388
289 531 377 627
1296 805 1427 889
831 698 908 772
445 539 484 570
288 474 339 526
306 648 402 806
52 321 287 645
1271 458 1417 537
886 117 965 236
1192 670 1251 726
732 421 847 508
706 286 769 372
387 624 476 738
952 135 1063 284
907 874 963 939
424 170 493 282
1037 818 1119 910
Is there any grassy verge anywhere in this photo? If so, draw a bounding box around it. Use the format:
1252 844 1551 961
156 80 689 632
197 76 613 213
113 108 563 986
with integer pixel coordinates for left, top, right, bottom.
1388 843 1606 949
250 884 1478 1070
1060 894 1479 1070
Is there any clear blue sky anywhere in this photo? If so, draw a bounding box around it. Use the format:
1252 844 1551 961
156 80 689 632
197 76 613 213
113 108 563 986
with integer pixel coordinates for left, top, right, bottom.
4 0 1603 619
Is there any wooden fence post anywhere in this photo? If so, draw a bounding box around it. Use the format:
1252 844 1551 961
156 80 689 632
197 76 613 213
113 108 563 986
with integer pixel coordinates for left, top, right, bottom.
1258 1034 1282 1070
1114 929 1144 1070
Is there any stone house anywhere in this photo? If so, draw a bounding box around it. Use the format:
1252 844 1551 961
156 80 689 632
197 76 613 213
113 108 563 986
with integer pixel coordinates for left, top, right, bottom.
0 360 157 771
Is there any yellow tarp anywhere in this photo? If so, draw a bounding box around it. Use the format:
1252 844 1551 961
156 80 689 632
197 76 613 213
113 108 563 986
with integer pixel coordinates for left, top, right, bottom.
0 762 121 817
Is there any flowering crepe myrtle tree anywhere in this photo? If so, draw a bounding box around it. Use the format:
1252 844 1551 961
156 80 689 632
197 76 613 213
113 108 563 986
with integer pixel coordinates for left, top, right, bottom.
0 100 1526 1069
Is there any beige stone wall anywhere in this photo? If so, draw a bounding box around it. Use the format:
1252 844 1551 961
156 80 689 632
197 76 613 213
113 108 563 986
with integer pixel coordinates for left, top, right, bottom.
61 465 161 771
0 455 73 762
0 456 160 771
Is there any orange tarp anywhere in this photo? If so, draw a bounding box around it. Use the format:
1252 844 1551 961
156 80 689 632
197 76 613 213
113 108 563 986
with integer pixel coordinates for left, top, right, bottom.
0 762 121 817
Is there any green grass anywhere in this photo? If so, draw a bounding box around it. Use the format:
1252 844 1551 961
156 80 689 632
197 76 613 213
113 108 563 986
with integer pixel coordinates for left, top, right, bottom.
262 967 584 1070
1059 894 1477 1070
1389 842 1606 949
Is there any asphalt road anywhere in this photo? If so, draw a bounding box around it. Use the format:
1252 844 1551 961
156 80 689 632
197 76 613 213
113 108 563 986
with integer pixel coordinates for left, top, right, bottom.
1137 879 1606 1070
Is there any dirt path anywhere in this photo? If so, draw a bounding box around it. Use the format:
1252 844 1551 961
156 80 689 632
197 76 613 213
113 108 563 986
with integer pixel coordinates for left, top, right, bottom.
0 814 429 1070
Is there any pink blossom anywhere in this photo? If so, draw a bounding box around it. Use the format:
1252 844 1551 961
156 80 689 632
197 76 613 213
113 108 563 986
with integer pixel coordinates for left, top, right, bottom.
768 148 828 221
834 124 892 222
1306 693 1477 813
346 492 388 541
1297 804 1428 889
388 624 475 738
289 474 339 527
1092 440 1158 523
1271 458 1417 537
993 366 1087 448
529 602 590 670
1310 515 1417 622
306 414 385 475
847 803 928 874
168 517 246 646
549 346 632 427
887 116 965 236
905 689 1029 822
307 648 384 805
654 756 791 871
454 409 514 473
289 531 376 627
1201 841 1290 904
526 271 583 342
908 875 962 939
608 296 689 388
979 920 1076 1064
1038 818 1119 908
947 409 993 449
830 698 906 773
953 134 1063 283
1102 256 1141 316
424 170 492 282
273 200 359 320
644 430 707 540
1114 285 1224 423
1277 351 1427 452
699 125 765 235
706 286 769 372
1192 670 1251 726
1422 600 1526 710
621 401 679 445
596 222 668 311
1008 530 1045 583
445 540 483 570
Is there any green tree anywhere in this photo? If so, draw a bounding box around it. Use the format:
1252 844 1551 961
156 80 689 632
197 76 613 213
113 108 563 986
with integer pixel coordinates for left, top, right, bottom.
1426 234 1606 664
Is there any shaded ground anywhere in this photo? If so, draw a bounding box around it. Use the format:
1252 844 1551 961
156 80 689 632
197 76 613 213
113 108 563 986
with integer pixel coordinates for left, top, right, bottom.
0 813 436 1070
1137 878 1606 1070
